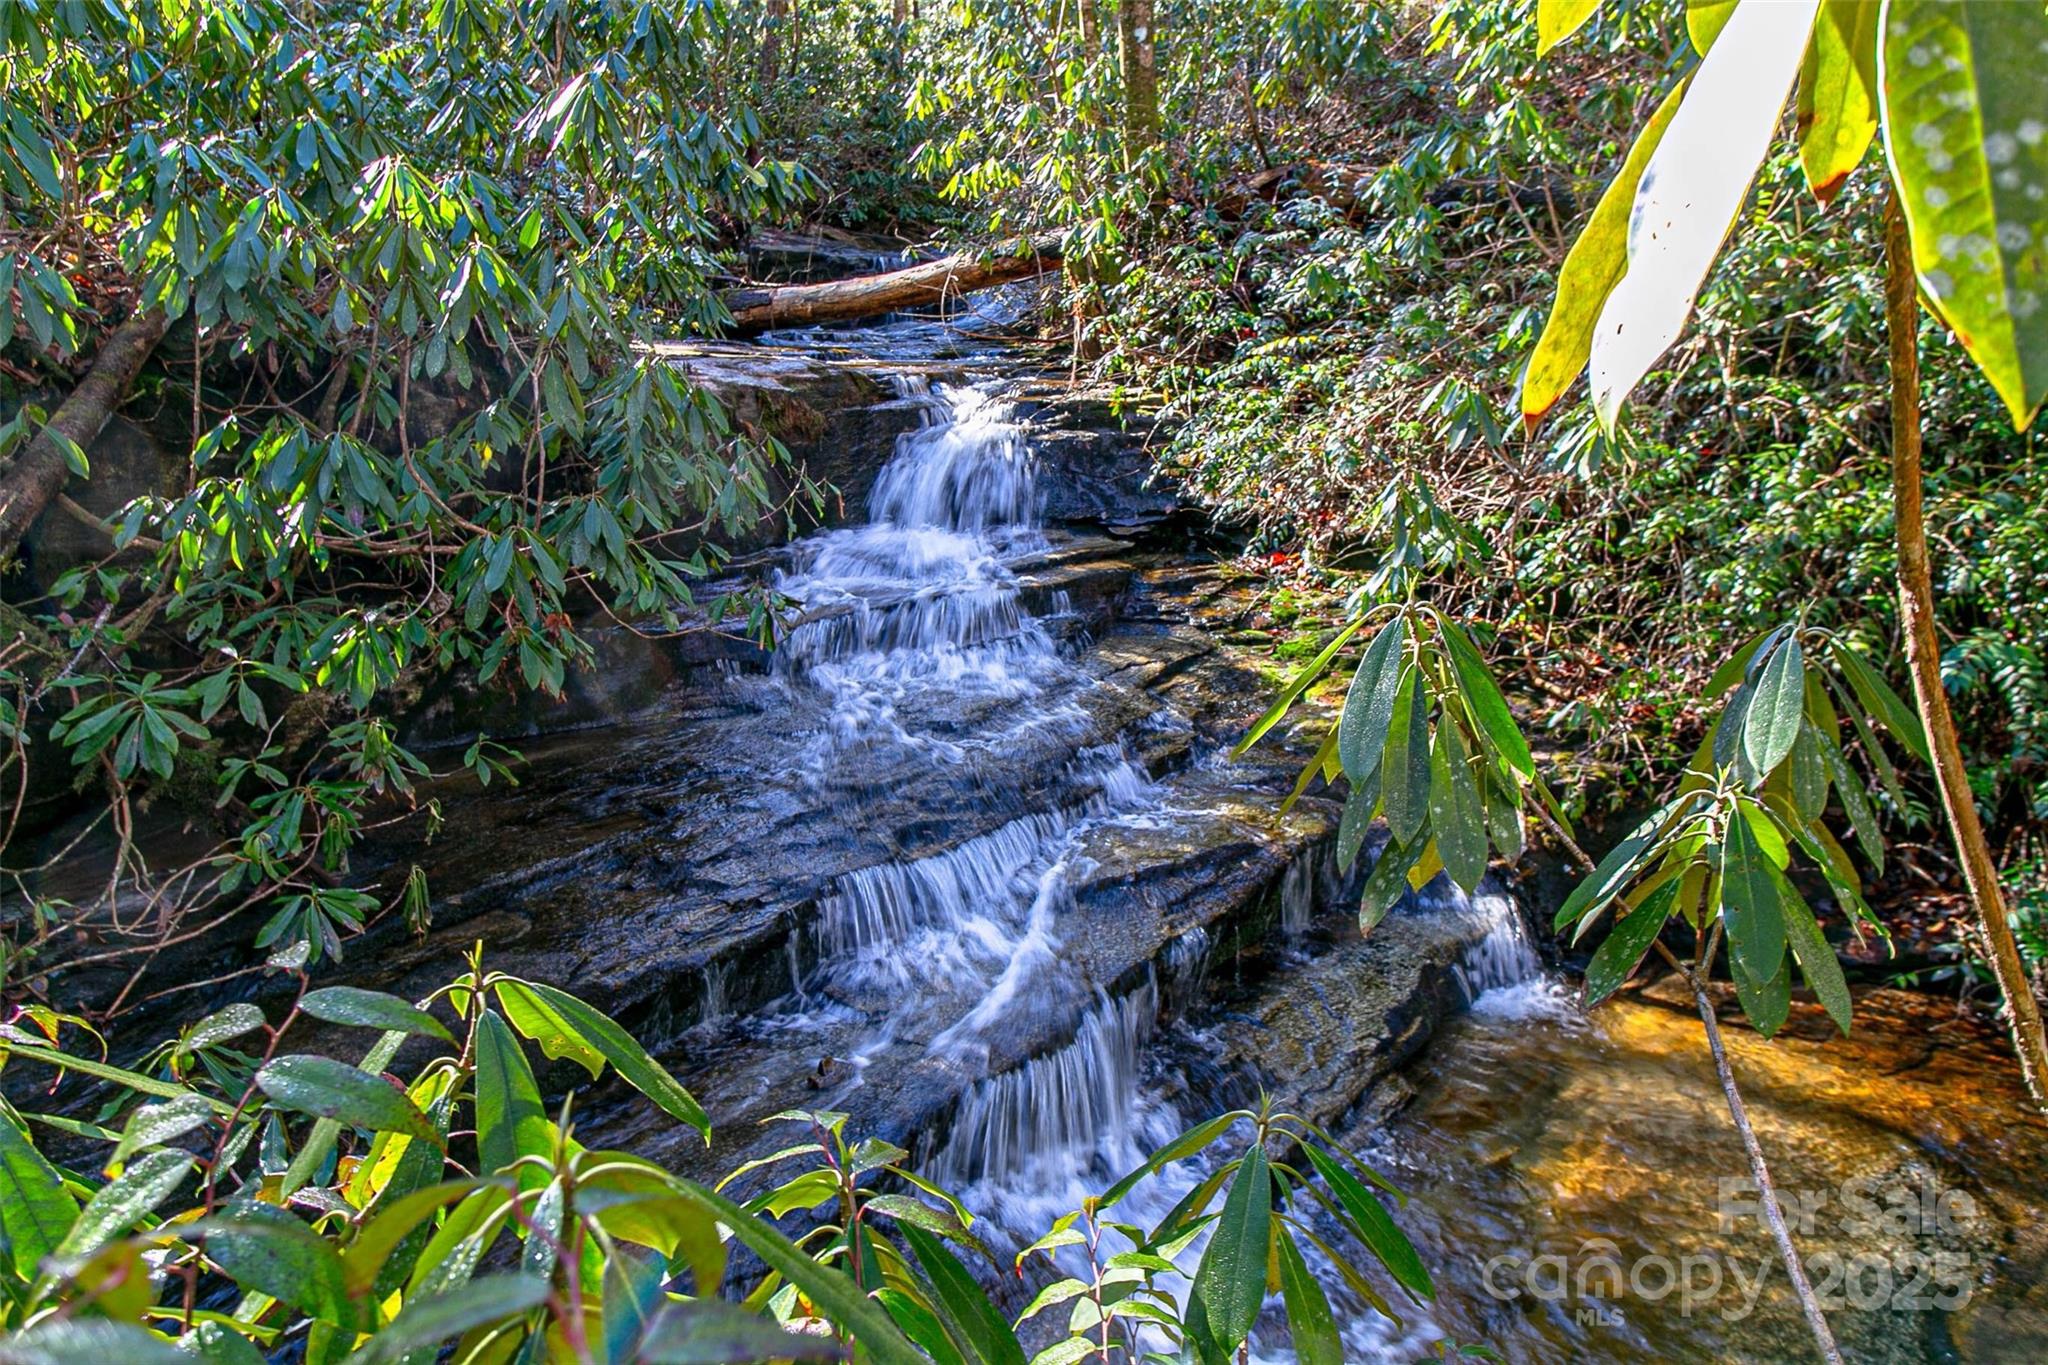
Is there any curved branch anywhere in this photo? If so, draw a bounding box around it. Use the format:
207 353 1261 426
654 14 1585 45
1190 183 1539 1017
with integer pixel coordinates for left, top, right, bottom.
0 307 169 558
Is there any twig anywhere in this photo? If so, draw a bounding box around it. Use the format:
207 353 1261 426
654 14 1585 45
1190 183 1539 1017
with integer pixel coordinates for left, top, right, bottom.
1653 932 1844 1365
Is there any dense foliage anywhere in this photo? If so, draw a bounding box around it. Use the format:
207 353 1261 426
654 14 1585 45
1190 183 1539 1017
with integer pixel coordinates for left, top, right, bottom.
1 1 812 1003
5 0 2048 1358
0 957 1427 1363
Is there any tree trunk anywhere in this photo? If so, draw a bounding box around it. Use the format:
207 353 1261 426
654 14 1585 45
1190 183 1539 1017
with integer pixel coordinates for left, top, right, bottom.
718 238 1060 334
0 308 169 560
1884 188 2048 1109
759 0 786 86
1068 0 1107 366
1117 0 1159 165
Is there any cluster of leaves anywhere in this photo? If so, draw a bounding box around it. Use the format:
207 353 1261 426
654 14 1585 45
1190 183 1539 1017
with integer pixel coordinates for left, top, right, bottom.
1 2 817 997
1016 1097 1433 1365
0 951 1430 1363
728 0 948 230
1557 623 1931 1035
1123 0 2046 875
1238 598 1566 932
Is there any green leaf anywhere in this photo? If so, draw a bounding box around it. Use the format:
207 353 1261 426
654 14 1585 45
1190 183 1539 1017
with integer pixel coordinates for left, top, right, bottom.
185 1003 265 1052
1721 807 1789 987
1584 879 1679 1006
1430 718 1487 892
1482 773 1525 863
899 1220 1027 1365
0 1109 79 1278
1829 641 1930 763
1014 1277 1091 1325
1359 834 1421 935
494 980 607 1079
1819 734 1885 869
1732 955 1794 1039
1797 0 1881 203
506 981 709 1142
280 1030 404 1199
1337 617 1406 782
1336 769 1377 873
747 1168 839 1219
1520 78 1686 427
1789 723 1831 824
1437 619 1535 780
865 1194 991 1264
665 1179 925 1365
1881 0 2048 430
1380 667 1430 845
1192 1144 1272 1354
1279 727 1340 818
111 1092 215 1169
1712 683 1756 780
1743 636 1806 776
0 1320 186 1365
604 1250 669 1365
1274 1225 1343 1365
54 1149 193 1260
1100 1110 1248 1209
473 1009 553 1187
1589 0 1822 428
1536 0 1601 56
1301 1142 1431 1302
879 1287 963 1365
177 1321 266 1365
1705 631 1771 701
352 1274 551 1363
1553 803 1670 932
255 1056 441 1146
636 1300 849 1363
1233 618 1366 757
1782 880 1854 1034
1686 0 1739 55
342 1178 492 1299
299 987 453 1043
192 1203 356 1327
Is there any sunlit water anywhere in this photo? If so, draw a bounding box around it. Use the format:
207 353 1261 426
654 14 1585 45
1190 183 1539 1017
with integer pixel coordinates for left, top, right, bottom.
762 376 1169 1073
716 350 2048 1363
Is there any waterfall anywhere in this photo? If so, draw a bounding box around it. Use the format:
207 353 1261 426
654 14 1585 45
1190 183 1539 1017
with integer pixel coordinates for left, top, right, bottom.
770 381 1079 756
1279 849 1318 941
1450 886 1542 1000
766 380 1162 1065
751 362 1562 1358
698 962 731 1026
931 979 1159 1192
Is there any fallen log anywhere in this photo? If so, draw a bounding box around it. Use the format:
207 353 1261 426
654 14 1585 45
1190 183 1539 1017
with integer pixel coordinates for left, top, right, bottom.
0 307 169 559
718 236 1061 334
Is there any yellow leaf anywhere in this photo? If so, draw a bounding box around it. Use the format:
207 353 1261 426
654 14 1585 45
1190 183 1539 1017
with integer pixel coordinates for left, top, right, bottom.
1405 840 1444 892
1687 0 1739 55
1796 0 1880 204
1519 79 1687 429
1590 0 1822 429
1537 0 1601 56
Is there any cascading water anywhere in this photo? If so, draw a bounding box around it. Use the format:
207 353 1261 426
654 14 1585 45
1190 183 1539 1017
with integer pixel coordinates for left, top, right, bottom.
772 380 1077 757
758 377 1165 1075
723 333 1558 1360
